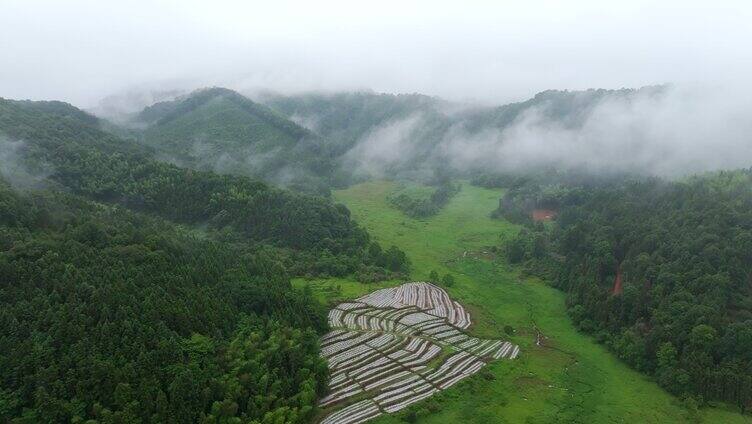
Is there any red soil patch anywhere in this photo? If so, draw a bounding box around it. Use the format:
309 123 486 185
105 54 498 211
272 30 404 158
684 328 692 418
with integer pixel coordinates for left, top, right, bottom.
612 264 623 296
532 209 557 222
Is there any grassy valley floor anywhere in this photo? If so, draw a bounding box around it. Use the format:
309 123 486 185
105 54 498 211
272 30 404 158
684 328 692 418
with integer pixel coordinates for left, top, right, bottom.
294 181 751 424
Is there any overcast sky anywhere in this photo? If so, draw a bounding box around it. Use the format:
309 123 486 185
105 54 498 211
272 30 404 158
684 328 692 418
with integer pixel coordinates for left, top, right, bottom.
1 0 751 107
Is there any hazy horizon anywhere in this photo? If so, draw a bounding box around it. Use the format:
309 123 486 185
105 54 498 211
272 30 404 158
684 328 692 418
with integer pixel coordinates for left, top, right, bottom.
2 0 751 108
3 0 752 180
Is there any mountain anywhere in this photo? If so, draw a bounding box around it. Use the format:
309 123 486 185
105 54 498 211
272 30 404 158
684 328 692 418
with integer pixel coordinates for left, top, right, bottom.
0 96 409 275
260 87 666 182
90 87 666 190
129 87 333 194
261 91 448 154
453 86 666 137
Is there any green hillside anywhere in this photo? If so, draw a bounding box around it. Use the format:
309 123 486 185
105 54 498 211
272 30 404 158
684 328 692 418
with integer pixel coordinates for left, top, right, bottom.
262 88 665 183
0 96 412 422
134 88 333 194
263 91 447 155
0 180 328 422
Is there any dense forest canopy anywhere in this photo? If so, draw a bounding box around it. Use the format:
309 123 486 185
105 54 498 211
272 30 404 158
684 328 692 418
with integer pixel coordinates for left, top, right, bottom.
0 97 409 278
493 170 752 411
0 179 329 422
0 96 411 422
130 88 333 196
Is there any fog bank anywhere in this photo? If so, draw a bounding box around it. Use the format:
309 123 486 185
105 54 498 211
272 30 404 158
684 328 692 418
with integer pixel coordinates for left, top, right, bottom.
338 84 752 178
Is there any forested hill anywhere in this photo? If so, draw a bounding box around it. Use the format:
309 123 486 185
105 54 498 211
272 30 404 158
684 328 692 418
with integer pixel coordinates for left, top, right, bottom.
260 87 664 182
130 87 333 195
0 96 409 278
455 86 664 133
263 87 663 140
0 178 329 422
0 95 411 421
261 91 447 156
496 171 752 412
88 87 666 188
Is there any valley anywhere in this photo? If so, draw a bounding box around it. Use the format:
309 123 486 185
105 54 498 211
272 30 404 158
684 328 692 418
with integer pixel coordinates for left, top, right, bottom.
4 3 752 422
296 181 752 424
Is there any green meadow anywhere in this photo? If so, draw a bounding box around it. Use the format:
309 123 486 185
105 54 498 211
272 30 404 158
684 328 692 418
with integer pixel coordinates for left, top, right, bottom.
294 181 751 423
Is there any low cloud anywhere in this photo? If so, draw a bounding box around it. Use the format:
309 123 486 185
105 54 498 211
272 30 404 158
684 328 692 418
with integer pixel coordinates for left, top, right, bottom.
91 87 186 125
441 84 752 177
0 138 54 188
343 114 425 179
339 84 752 179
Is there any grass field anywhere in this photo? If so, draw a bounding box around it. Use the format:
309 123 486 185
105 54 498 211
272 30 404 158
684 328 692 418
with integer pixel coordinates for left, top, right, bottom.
388 181 435 202
294 181 751 424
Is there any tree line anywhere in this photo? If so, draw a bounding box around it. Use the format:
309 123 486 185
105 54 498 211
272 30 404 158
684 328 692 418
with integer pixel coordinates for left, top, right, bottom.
387 178 461 219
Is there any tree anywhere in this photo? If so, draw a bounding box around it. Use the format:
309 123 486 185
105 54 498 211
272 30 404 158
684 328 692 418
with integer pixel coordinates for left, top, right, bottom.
506 235 527 264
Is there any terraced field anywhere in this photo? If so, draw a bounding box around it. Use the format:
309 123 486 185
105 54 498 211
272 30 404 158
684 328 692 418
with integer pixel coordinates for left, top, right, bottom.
319 283 519 424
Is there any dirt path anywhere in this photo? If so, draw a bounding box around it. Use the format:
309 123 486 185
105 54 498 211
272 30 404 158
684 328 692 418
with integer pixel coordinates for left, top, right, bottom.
612 264 623 295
